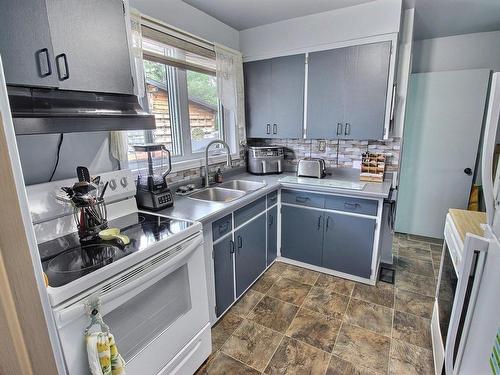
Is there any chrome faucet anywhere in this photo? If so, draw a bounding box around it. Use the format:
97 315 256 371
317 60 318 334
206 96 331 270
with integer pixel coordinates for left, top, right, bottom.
204 140 232 187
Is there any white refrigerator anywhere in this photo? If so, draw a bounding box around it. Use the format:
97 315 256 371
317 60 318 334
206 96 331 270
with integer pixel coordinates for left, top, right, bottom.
438 72 500 374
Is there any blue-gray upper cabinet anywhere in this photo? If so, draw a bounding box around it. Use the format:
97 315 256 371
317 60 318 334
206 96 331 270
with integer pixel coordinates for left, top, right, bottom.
281 205 324 266
0 0 58 87
306 41 391 140
45 0 134 94
234 214 267 297
244 54 305 139
213 236 235 317
322 212 375 278
343 42 391 140
306 47 346 139
267 206 278 266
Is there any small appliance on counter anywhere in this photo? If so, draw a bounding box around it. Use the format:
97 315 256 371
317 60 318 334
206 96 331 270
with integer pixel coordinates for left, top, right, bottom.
247 146 284 175
133 144 174 211
297 158 326 178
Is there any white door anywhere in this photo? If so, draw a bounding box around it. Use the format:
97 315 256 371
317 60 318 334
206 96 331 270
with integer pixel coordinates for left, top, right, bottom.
396 69 490 238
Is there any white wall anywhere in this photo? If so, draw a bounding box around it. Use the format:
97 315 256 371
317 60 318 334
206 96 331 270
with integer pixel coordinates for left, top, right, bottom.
412 30 500 73
130 0 239 50
239 0 402 60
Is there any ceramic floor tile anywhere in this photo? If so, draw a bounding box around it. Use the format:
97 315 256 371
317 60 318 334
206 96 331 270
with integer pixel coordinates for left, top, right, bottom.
248 295 299 333
221 320 282 372
195 352 261 375
393 311 432 349
267 277 312 305
286 308 342 352
395 271 436 297
397 238 431 250
395 289 434 319
344 298 393 337
281 264 320 285
432 252 442 267
352 282 394 308
389 339 434 375
333 323 391 374
430 243 444 254
302 286 350 319
251 272 280 294
398 247 432 261
326 355 378 375
266 261 289 277
407 234 442 245
211 312 244 352
316 273 355 296
264 336 330 375
396 256 434 277
231 289 265 318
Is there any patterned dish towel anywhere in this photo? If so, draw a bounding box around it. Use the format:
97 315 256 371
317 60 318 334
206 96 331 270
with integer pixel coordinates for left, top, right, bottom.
87 332 126 375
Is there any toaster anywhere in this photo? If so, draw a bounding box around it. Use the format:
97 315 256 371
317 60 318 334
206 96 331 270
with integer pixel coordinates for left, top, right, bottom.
297 158 326 178
247 146 284 175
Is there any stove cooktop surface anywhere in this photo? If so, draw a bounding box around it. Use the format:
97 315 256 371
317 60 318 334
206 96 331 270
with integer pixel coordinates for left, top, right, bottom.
39 212 193 287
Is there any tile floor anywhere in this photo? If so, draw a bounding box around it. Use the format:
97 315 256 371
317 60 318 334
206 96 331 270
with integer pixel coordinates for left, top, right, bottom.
195 233 443 375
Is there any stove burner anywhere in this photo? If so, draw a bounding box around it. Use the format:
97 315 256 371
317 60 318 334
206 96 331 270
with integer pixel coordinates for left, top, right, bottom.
48 244 117 274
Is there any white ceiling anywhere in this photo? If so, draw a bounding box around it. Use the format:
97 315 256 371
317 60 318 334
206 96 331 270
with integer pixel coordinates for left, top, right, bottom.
413 0 500 40
182 0 376 30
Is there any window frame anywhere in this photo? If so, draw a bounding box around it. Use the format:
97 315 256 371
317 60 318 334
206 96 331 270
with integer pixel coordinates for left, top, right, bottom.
127 20 240 173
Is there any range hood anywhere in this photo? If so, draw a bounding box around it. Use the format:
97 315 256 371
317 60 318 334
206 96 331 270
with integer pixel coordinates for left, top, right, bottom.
8 86 156 135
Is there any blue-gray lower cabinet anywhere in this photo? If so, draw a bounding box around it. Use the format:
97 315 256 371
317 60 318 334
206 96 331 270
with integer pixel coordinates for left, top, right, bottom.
281 205 324 266
213 235 235 317
267 206 278 266
322 212 376 278
235 214 267 297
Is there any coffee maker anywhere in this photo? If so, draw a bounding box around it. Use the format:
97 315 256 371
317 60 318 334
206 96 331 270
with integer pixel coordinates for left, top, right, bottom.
133 144 173 211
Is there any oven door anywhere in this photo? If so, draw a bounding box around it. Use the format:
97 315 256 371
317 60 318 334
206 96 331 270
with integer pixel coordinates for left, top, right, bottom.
432 230 487 375
54 233 210 375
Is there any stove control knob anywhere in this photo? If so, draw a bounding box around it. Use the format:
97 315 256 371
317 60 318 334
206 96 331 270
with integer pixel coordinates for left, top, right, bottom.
109 179 117 191
120 176 128 188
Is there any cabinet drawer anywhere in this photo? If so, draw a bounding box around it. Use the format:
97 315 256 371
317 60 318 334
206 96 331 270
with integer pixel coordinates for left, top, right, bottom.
234 197 266 228
281 189 325 208
325 195 378 216
212 214 232 241
267 190 278 207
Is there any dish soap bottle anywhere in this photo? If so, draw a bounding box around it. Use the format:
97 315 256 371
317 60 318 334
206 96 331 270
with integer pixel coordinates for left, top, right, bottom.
215 168 223 183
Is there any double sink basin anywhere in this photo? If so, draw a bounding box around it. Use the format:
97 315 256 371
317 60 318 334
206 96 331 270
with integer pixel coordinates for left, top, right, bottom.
188 180 266 203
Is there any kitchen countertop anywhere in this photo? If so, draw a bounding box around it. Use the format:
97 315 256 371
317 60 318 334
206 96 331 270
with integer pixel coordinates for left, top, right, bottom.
449 208 487 241
159 168 392 223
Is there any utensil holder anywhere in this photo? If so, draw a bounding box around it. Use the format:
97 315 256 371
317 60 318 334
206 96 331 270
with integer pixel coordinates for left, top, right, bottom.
73 198 108 240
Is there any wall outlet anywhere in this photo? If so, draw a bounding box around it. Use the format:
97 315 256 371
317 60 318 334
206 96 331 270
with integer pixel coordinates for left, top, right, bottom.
318 140 326 152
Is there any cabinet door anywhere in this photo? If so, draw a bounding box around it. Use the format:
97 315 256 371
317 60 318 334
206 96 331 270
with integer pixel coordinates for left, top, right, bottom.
270 54 305 138
281 205 324 266
235 214 267 297
306 48 346 139
322 213 375 278
267 206 278 266
0 1 58 87
46 0 134 94
343 41 391 140
244 59 272 138
213 236 235 317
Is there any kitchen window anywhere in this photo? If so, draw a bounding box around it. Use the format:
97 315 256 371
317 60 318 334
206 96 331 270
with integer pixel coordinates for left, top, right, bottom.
128 23 235 171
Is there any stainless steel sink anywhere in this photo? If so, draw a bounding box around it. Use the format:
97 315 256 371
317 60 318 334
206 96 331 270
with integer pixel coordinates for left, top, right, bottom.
188 187 246 203
218 180 267 192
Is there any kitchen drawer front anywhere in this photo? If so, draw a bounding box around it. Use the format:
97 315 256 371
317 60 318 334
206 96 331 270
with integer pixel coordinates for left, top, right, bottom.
281 189 325 208
212 214 232 241
325 195 378 216
267 190 278 207
234 197 266 228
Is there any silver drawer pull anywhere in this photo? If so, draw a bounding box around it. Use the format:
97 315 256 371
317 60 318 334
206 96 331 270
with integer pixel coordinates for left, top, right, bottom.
344 202 360 209
296 196 310 203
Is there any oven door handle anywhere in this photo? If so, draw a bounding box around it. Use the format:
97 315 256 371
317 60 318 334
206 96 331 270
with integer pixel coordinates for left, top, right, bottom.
55 235 203 327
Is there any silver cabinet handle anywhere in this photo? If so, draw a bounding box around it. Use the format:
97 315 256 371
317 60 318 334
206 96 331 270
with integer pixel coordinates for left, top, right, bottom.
266 124 271 134
317 215 322 230
272 124 277 134
345 123 351 136
336 123 343 136
326 216 331 230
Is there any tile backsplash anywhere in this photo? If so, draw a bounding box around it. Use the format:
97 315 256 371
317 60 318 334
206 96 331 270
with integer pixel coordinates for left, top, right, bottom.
247 138 402 172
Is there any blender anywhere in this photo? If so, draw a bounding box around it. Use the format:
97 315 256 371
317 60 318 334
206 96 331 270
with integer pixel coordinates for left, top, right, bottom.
133 144 173 211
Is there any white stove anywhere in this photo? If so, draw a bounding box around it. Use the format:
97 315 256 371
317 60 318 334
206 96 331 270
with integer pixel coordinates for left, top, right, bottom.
27 170 211 375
